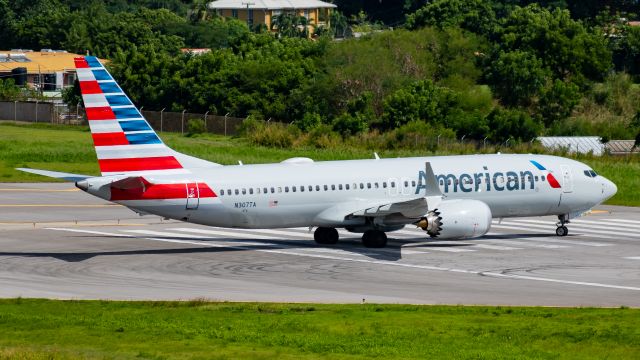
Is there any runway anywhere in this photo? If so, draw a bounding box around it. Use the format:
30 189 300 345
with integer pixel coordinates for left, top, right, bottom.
1 182 639 306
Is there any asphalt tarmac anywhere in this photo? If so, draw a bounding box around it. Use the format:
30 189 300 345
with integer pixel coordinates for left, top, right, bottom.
0 182 638 306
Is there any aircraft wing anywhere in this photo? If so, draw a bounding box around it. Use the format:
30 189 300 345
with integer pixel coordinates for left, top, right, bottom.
16 168 92 182
314 162 443 224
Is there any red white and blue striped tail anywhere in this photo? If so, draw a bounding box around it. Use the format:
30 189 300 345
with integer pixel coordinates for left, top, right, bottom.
74 56 218 176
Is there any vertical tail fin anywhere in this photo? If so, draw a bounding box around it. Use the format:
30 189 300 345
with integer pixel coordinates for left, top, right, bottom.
75 56 190 176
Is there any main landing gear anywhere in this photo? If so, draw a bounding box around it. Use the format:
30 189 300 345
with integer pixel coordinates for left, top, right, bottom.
313 227 389 248
314 227 339 245
556 214 569 237
362 230 388 248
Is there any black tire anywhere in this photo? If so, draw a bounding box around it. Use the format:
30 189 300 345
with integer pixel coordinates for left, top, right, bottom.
314 227 339 244
555 226 568 237
362 230 388 248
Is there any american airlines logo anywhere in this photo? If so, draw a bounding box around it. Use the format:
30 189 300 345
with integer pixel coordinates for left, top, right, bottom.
416 160 561 194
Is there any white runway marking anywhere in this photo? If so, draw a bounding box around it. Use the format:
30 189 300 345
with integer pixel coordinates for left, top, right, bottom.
624 256 640 260
508 219 640 239
609 219 640 225
572 219 640 230
475 234 569 249
45 227 640 292
484 232 611 247
491 222 619 240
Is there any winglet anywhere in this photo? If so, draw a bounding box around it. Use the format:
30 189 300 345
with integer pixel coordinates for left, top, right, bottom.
16 168 92 182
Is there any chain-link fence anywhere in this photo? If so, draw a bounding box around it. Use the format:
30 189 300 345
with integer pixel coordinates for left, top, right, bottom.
141 110 245 135
0 101 246 135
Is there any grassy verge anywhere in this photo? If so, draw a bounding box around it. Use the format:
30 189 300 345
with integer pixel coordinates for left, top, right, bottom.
1 122 638 206
0 299 638 359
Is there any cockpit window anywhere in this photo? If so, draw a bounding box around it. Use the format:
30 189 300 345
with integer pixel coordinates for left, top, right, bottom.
584 170 598 178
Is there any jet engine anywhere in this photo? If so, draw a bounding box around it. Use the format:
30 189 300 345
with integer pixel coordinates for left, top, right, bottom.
415 199 492 239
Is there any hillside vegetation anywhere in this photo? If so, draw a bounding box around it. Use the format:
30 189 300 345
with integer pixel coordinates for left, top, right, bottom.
1 1 640 146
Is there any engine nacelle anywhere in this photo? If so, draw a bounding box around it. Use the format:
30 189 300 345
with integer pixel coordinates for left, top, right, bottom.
415 199 492 239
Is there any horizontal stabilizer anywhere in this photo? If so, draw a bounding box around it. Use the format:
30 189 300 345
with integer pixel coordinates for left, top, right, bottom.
16 168 92 182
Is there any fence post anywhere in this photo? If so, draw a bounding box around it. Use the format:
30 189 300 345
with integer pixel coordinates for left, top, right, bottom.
160 107 165 133
224 112 230 136
204 111 209 133
14 100 17 122
181 109 186 135
35 100 39 123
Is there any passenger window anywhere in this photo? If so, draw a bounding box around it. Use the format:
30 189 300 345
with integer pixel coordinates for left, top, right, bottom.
249 188 253 195
346 184 350 190
404 181 409 187
359 183 364 189
391 182 395 188
367 183 371 189
270 187 275 193
292 186 297 192
228 189 232 195
242 188 246 195
330 185 335 190
300 185 304 192
285 186 290 193
220 190 225 196
383 182 387 188
308 185 313 191
235 189 239 195
324 185 328 191
411 180 416 187
316 185 320 191
339 184 343 190
439 179 444 185
278 187 282 193
534 176 539 181
264 187 268 193
375 182 379 189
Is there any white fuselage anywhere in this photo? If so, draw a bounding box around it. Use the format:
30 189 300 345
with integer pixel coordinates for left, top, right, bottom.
102 154 616 230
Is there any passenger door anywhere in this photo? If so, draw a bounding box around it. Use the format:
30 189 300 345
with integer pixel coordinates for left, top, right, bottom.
186 182 199 210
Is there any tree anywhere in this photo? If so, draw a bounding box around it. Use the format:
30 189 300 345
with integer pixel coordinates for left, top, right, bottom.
271 14 310 38
382 80 456 129
485 108 542 143
537 79 581 126
486 50 549 106
496 4 611 85
406 0 497 36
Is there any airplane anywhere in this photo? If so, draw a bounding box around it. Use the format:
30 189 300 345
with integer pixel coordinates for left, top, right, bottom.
18 56 618 248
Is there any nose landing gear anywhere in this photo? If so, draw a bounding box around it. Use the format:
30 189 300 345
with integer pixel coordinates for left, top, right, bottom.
556 214 569 237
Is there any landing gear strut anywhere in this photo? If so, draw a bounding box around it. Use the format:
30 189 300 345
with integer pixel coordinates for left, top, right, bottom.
314 227 339 245
556 214 569 237
362 230 388 248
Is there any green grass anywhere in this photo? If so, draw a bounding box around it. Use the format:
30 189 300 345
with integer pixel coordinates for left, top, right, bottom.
1 122 638 206
0 299 638 359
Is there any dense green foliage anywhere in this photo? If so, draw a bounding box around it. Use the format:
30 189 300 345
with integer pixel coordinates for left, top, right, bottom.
2 1 640 143
0 299 638 359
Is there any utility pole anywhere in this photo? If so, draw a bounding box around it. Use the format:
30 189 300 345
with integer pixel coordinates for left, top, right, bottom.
242 2 255 27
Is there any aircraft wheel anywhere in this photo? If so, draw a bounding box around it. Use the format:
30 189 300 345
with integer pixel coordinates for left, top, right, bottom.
362 230 388 248
314 227 339 245
555 226 568 237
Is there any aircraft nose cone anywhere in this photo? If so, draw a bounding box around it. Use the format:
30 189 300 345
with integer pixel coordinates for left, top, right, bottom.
602 178 617 201
75 180 89 191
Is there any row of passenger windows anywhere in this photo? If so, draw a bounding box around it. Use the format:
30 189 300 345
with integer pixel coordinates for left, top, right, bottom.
220 181 398 196
219 175 548 196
